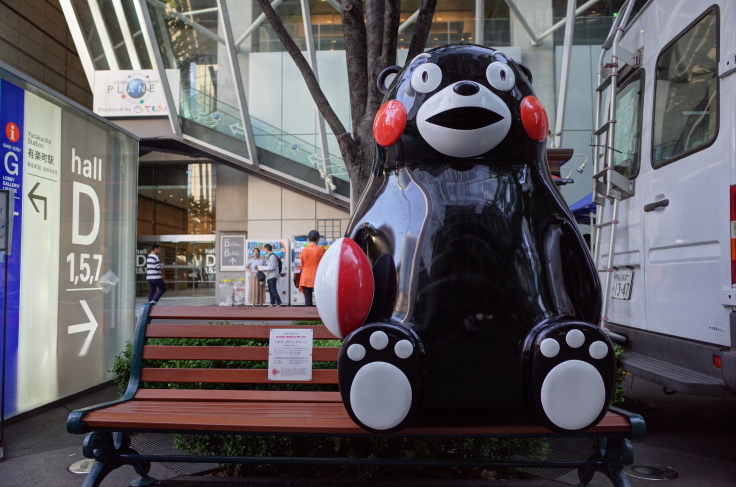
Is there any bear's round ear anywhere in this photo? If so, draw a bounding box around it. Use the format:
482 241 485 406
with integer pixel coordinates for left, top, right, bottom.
517 63 533 85
377 65 402 94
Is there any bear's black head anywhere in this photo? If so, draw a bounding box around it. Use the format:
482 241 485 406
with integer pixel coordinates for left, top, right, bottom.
373 44 548 167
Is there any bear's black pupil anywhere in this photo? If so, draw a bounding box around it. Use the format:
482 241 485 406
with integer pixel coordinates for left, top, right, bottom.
501 70 506 81
422 71 428 83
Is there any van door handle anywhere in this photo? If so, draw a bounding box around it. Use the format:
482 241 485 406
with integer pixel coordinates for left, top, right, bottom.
644 199 669 212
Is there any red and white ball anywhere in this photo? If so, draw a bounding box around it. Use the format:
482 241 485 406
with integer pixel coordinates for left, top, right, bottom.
315 238 374 339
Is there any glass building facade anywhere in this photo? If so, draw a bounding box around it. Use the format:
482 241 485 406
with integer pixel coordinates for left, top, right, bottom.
60 0 644 300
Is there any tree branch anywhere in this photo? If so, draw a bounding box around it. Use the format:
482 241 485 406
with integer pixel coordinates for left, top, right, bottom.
406 0 438 62
340 0 368 130
255 0 356 154
381 0 400 67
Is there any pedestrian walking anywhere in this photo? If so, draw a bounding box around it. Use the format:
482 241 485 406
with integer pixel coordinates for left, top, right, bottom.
262 244 282 306
147 243 166 304
299 231 325 306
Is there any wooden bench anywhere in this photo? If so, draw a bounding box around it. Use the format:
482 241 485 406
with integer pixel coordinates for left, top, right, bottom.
67 304 646 487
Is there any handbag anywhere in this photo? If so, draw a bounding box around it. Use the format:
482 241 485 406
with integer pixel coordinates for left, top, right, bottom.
256 271 266 282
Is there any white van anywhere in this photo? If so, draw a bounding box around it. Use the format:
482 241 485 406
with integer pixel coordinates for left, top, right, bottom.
594 0 735 396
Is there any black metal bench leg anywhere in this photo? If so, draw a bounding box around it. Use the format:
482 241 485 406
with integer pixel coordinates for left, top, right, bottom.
600 438 633 487
80 432 159 487
82 459 120 487
577 437 633 487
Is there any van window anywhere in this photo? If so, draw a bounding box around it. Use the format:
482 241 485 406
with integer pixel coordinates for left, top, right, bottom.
652 10 718 167
613 73 644 178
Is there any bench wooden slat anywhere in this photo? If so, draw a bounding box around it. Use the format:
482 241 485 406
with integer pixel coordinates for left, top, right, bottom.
145 324 337 340
134 389 342 403
148 306 321 321
140 367 339 384
142 345 340 362
81 403 631 436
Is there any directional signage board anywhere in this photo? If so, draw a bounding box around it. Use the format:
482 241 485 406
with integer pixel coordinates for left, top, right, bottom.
0 72 138 418
220 235 246 271
18 91 62 406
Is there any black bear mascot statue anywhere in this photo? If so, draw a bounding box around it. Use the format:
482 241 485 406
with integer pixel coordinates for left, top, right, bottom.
315 44 614 435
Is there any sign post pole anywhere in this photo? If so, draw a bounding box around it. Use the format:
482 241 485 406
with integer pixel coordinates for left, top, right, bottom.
0 189 15 462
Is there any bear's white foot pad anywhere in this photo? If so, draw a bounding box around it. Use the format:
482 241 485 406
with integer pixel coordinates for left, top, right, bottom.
540 330 609 431
348 332 414 431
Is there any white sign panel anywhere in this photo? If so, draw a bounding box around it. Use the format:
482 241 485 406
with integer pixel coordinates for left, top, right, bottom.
268 329 313 381
93 70 181 117
220 235 246 271
18 91 62 408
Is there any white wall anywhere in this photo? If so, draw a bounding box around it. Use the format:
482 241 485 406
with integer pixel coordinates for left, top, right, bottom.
247 174 350 240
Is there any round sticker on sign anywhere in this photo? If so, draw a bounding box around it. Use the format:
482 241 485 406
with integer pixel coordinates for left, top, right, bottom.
5 122 19 143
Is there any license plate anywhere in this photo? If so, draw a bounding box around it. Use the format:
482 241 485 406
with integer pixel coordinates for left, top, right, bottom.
611 269 634 300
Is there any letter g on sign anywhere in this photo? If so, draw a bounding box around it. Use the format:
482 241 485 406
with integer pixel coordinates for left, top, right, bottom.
4 151 18 175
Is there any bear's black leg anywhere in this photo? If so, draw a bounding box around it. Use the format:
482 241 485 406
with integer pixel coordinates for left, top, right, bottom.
528 321 616 433
338 323 423 433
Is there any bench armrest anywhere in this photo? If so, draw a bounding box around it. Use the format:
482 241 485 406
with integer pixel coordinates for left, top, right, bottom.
609 405 647 441
67 304 152 435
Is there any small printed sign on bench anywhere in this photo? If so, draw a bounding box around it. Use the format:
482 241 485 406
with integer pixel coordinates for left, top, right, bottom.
268 329 313 381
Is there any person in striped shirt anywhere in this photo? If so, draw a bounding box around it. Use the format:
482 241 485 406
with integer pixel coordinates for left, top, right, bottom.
147 243 166 304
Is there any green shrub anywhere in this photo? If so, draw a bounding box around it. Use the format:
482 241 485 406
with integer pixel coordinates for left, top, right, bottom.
173 434 547 477
612 345 626 405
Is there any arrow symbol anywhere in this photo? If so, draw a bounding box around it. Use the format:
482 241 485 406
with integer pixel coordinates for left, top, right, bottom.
68 300 98 356
229 123 244 137
28 182 47 220
229 258 236 264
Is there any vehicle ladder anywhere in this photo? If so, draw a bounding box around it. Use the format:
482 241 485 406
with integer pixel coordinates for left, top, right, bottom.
591 0 639 330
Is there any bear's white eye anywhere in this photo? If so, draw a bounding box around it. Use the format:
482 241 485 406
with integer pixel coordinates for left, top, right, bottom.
411 63 442 93
486 61 515 91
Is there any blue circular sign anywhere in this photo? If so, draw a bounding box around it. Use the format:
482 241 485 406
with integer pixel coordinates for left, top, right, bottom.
126 79 147 99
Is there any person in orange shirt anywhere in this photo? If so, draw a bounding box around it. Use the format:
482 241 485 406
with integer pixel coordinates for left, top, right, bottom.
299 230 326 306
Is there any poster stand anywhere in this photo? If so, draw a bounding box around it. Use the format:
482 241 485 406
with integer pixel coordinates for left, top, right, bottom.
0 189 15 462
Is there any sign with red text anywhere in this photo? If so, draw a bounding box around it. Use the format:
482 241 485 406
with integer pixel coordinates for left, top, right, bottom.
268 329 313 381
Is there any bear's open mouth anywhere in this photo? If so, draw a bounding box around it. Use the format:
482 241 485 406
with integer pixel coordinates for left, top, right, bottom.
426 107 504 130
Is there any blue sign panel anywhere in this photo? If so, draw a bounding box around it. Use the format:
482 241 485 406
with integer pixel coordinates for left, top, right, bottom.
0 79 24 417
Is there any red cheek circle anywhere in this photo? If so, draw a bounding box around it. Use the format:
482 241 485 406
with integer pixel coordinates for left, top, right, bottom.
520 96 549 142
373 100 407 147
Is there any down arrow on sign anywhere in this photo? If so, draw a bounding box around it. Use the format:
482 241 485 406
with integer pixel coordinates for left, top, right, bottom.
68 300 98 356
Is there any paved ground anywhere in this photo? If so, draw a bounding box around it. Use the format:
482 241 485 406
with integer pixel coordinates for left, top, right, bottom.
1 370 733 486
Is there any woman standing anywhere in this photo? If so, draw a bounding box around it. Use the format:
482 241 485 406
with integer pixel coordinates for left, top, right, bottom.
246 248 266 306
299 230 326 306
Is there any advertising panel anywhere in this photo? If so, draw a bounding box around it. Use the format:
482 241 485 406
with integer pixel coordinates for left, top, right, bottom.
246 239 288 306
0 70 137 418
93 70 180 118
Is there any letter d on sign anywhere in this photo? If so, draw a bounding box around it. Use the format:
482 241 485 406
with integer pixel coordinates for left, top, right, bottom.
72 181 100 245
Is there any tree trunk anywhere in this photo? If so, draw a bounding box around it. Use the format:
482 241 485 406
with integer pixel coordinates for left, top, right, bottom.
256 0 438 210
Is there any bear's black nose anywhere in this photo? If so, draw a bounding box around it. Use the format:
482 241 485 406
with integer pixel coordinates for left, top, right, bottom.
453 81 480 96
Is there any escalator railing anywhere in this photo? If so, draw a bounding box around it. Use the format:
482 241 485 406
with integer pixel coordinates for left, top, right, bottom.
179 87 350 190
